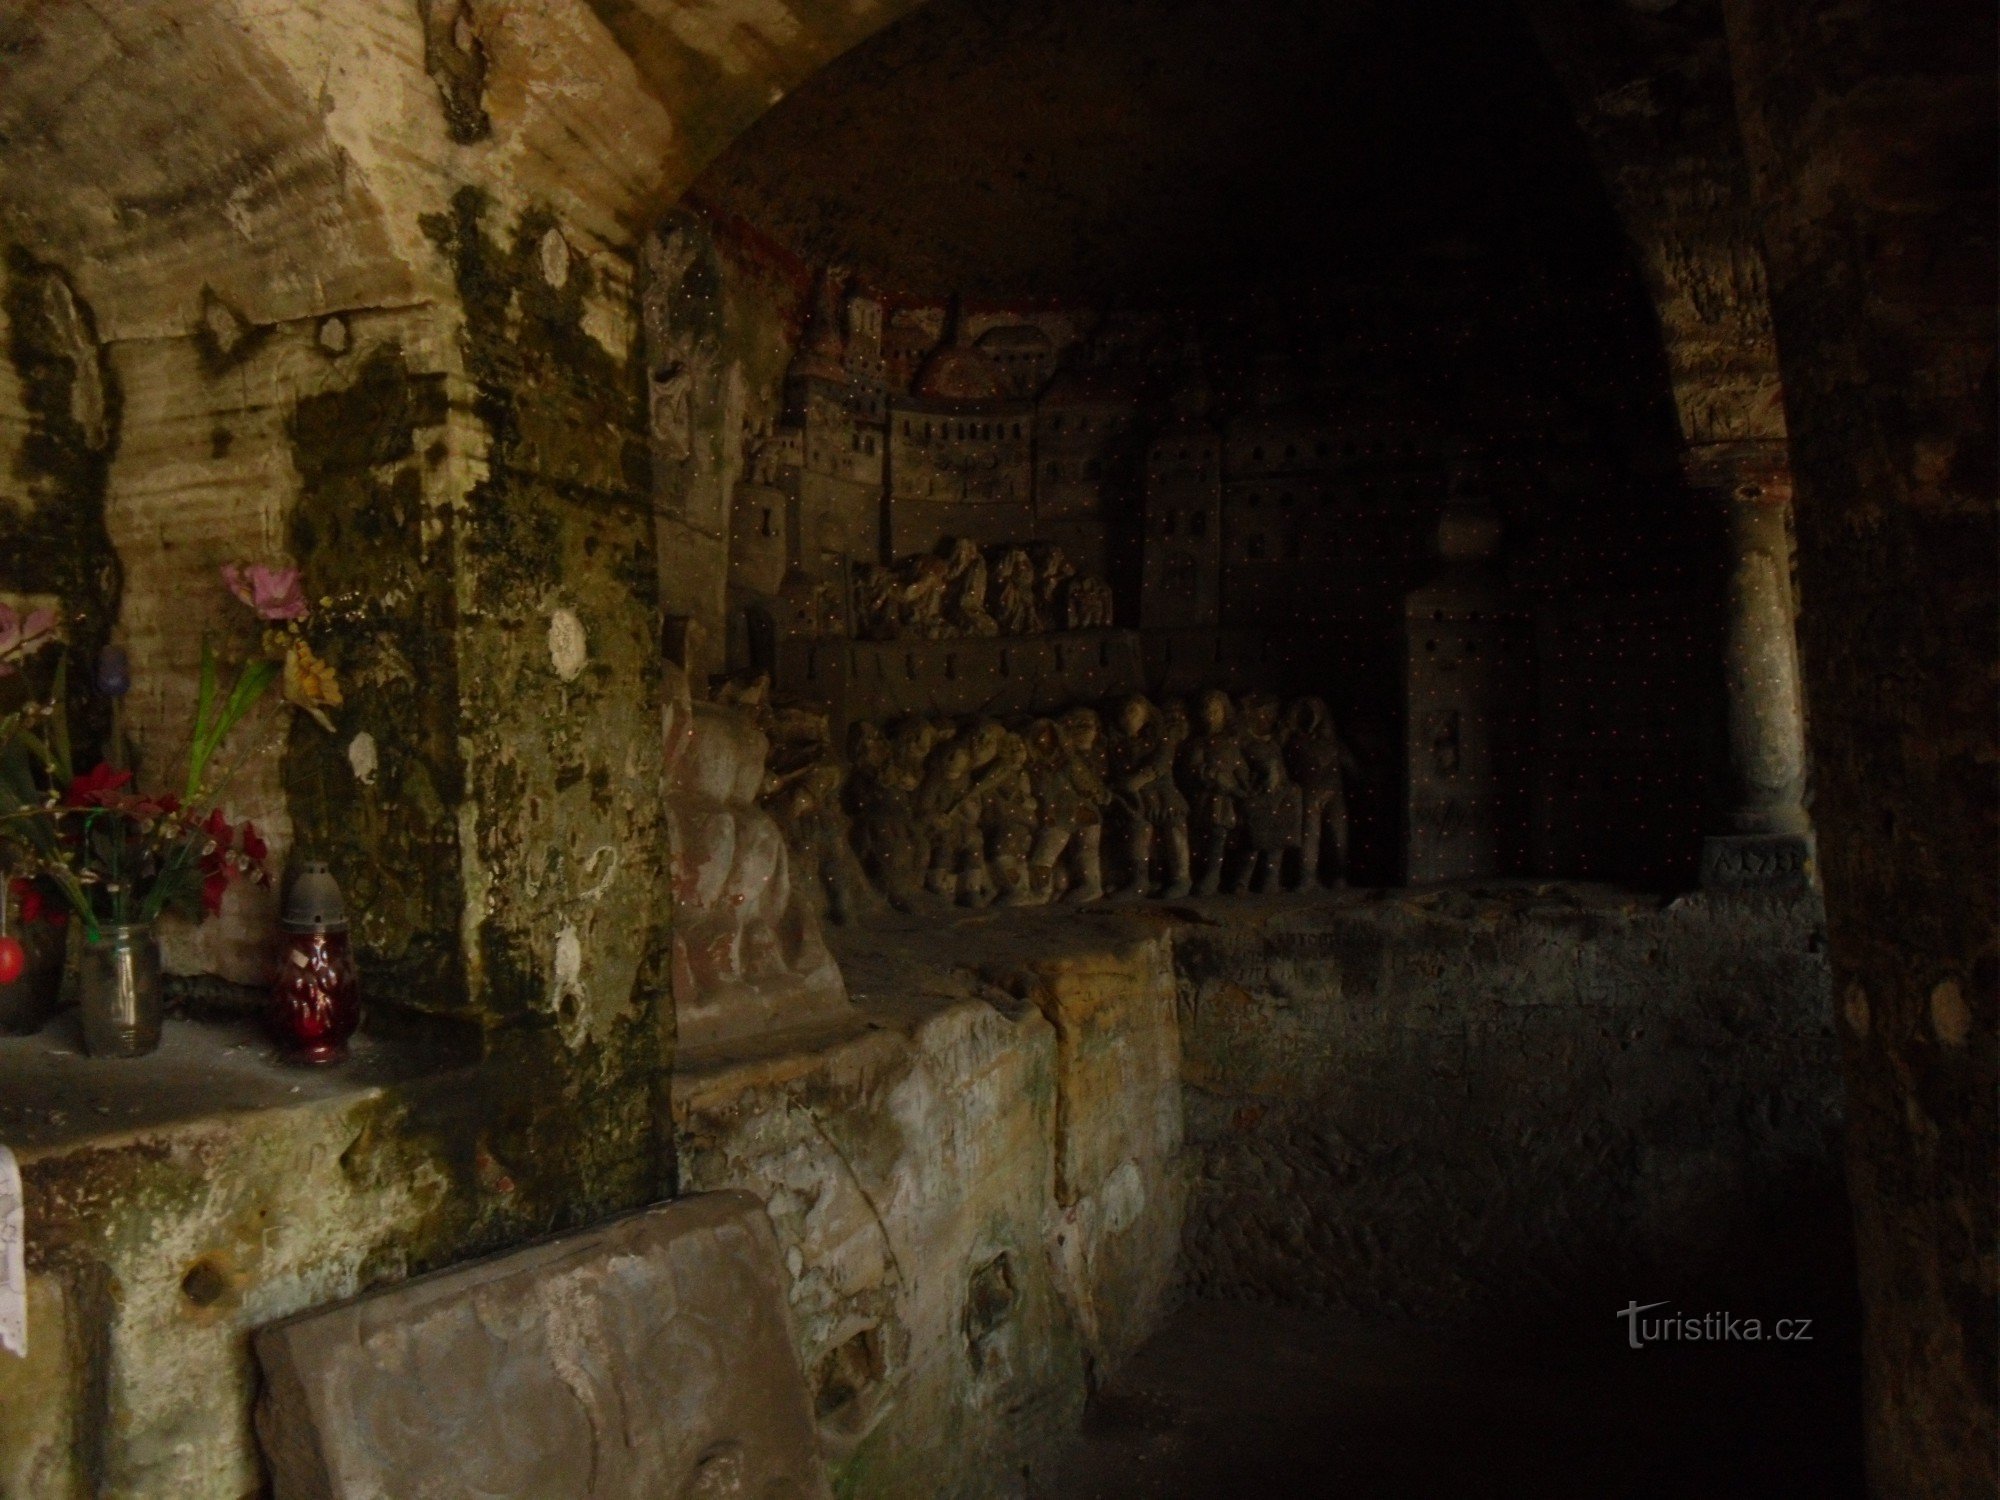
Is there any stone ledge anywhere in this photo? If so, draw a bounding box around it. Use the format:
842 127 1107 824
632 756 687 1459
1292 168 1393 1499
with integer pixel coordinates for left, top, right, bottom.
0 1011 474 1163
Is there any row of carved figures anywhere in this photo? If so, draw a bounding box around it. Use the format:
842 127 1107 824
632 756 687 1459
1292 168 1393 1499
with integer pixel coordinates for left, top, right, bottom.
764 690 1360 917
852 539 1115 642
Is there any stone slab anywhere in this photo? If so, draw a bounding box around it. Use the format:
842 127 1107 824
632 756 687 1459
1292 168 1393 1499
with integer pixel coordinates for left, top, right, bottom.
253 1191 829 1500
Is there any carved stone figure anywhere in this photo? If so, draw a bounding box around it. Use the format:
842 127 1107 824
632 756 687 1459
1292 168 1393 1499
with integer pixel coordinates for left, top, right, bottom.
962 719 1036 905
767 758 866 925
917 733 987 905
1284 697 1359 888
1066 575 1114 631
1106 695 1191 899
942 538 999 636
1032 544 1074 632
1023 710 1107 904
1177 689 1250 897
1056 707 1108 902
899 554 951 639
1236 693 1301 894
662 682 847 1054
846 719 935 910
853 562 899 641
988 546 1042 634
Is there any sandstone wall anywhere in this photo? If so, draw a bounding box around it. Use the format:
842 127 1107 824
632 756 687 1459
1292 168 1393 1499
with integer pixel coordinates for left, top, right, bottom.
676 916 1185 1499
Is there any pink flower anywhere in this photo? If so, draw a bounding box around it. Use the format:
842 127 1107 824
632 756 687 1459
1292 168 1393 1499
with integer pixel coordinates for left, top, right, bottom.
0 604 58 675
222 563 307 622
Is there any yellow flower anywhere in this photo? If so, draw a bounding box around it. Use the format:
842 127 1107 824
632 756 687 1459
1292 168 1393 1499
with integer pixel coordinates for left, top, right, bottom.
283 639 343 732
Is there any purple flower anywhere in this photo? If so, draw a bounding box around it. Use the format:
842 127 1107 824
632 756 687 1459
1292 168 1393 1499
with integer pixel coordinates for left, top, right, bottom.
96 644 131 698
222 563 308 622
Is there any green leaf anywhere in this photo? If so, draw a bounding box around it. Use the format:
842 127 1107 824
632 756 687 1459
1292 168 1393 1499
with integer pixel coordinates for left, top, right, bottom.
47 654 71 784
187 641 220 799
222 657 279 727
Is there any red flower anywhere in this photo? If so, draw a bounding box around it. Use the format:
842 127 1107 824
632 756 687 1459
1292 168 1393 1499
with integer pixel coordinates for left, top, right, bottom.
9 878 40 925
65 763 134 808
195 809 269 912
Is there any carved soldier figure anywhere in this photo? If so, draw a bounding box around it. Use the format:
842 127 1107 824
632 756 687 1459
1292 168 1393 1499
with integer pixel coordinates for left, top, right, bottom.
1020 720 1070 905
1032 544 1075 632
767 758 865 924
1057 707 1109 901
899 554 951 639
1236 693 1302 894
917 733 986 904
853 563 900 641
942 538 999 637
1066 575 1114 631
1022 709 1109 903
846 720 927 910
1177 689 1251 897
988 546 1042 634
1106 695 1192 898
962 719 1035 905
1284 697 1361 888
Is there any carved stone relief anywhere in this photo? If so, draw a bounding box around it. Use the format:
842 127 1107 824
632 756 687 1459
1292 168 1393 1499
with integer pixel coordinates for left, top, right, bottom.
663 668 850 1053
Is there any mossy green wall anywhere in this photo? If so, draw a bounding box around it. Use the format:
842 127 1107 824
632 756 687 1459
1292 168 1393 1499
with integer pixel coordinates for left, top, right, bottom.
1 249 122 753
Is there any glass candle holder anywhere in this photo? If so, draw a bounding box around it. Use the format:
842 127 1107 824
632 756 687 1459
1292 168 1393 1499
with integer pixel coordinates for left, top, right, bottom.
270 862 360 1065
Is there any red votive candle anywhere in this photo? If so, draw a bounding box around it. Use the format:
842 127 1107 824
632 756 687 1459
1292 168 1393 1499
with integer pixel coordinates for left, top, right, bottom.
270 861 361 1065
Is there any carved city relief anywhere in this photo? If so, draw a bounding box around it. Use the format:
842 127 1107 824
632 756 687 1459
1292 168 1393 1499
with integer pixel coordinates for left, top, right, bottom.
648 237 1761 900
644 222 727 532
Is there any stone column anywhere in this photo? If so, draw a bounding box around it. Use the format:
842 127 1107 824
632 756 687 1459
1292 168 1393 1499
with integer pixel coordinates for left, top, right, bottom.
1686 441 1813 888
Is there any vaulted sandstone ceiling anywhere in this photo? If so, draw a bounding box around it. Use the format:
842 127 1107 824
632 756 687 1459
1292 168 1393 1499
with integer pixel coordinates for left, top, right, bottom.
693 0 1635 299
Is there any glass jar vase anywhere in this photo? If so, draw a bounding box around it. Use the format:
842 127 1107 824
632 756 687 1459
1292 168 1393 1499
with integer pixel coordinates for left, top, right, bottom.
79 922 162 1058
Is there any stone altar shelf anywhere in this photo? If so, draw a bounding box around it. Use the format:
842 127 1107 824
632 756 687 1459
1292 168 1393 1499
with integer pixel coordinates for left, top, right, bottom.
0 1011 472 1160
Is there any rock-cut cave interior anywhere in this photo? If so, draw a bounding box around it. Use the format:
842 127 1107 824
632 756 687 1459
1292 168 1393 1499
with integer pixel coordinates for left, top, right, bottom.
0 0 1990 1496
